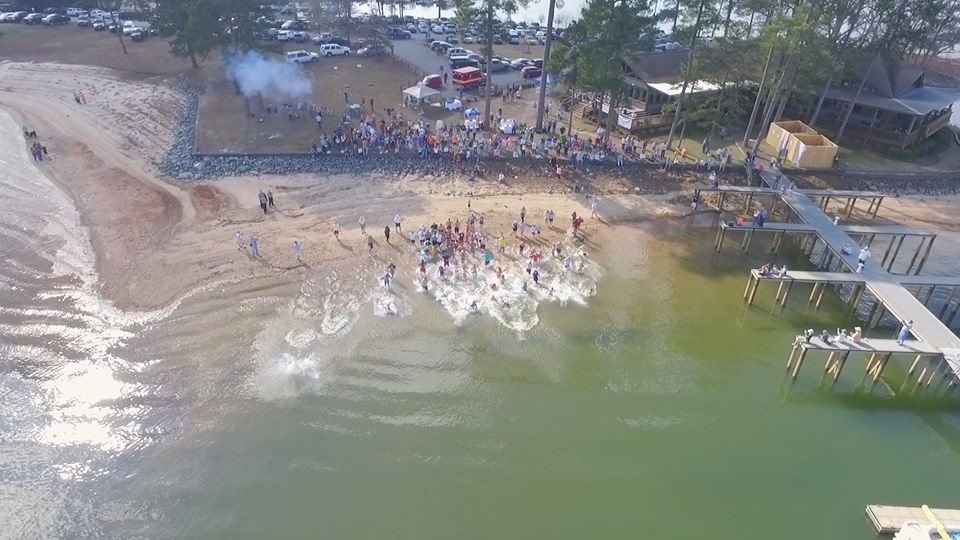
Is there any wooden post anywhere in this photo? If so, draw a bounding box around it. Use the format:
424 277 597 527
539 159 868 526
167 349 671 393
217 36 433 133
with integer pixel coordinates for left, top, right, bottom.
907 354 923 377
906 236 925 275
715 226 726 252
717 190 727 213
820 196 830 211
872 196 883 218
744 230 755 252
748 276 761 305
925 357 943 387
866 233 877 248
914 235 935 275
846 196 858 218
743 274 755 300
865 352 879 375
786 344 800 370
780 280 794 307
922 285 936 307
886 235 905 272
939 287 958 320
815 282 828 308
833 352 849 383
866 198 876 216
869 301 885 328
823 351 837 375
848 283 864 309
870 353 891 387
745 192 754 214
808 282 821 303
775 280 785 304
880 236 896 267
792 348 808 380
772 231 784 254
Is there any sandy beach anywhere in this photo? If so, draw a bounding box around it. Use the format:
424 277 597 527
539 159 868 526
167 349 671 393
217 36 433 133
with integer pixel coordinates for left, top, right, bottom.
0 61 697 312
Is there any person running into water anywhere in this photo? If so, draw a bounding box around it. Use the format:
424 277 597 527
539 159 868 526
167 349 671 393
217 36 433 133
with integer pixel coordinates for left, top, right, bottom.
384 225 391 243
520 206 526 224
267 190 275 209
367 235 374 252
394 214 402 232
591 197 599 219
249 237 260 258
293 240 302 262
359 216 366 234
333 222 341 240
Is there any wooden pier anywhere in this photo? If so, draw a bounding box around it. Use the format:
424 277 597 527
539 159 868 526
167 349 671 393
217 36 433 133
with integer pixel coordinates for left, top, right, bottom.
704 169 960 393
866 504 960 534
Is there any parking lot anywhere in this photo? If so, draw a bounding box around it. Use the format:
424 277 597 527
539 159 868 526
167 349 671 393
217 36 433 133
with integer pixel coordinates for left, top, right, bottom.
391 35 546 96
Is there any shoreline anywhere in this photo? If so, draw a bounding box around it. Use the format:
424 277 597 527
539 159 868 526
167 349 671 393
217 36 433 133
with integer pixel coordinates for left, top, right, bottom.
2 60 959 314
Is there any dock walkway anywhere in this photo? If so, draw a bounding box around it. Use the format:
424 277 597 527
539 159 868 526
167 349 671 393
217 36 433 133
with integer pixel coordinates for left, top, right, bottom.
755 169 960 378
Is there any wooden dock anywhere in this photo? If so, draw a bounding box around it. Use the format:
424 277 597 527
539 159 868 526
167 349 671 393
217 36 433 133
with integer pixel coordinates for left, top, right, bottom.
866 504 960 534
750 168 960 387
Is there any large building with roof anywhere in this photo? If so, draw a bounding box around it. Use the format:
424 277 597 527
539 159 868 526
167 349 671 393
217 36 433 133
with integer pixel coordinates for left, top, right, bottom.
618 50 960 148
788 56 960 148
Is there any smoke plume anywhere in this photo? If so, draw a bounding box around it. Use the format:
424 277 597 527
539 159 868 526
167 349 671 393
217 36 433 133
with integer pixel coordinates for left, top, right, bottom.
225 49 312 100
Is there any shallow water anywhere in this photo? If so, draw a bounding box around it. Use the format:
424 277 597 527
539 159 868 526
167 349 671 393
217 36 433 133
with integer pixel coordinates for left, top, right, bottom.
3 121 960 537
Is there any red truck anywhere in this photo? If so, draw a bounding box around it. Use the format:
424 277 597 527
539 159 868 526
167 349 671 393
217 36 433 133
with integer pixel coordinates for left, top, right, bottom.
452 67 487 90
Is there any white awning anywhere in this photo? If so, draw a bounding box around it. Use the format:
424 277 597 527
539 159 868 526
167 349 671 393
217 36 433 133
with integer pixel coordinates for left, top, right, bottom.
403 84 440 100
647 80 720 96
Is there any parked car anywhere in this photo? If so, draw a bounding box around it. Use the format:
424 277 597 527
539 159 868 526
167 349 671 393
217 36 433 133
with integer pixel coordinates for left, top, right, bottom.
531 58 543 68
449 56 480 69
44 13 70 25
508 34 520 44
493 34 504 44
281 19 308 30
447 47 469 58
489 58 510 72
357 43 386 56
286 50 319 63
2 11 28 22
510 57 532 69
276 29 292 41
319 43 350 56
388 27 411 39
465 53 484 64
445 33 458 43
23 13 45 24
462 34 474 43
430 40 451 52
406 22 417 32
290 30 308 42
521 65 542 78
524 35 538 45
76 16 90 26
130 29 147 41
92 19 108 30
422 74 443 89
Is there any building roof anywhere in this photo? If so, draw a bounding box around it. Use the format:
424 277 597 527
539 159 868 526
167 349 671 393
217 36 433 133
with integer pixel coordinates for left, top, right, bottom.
824 84 960 115
621 50 688 84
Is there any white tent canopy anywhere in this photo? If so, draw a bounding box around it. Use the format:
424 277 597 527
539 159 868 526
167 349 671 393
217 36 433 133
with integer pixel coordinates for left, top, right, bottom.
403 84 440 100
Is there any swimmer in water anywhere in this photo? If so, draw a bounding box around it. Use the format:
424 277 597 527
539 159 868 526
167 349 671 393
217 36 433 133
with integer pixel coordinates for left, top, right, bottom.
470 300 479 312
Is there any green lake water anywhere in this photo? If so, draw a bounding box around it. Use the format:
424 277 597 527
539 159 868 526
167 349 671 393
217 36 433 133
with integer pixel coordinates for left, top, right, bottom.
7 221 960 538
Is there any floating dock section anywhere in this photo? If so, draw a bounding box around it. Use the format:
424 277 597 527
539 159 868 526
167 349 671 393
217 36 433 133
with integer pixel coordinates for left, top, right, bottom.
866 504 960 535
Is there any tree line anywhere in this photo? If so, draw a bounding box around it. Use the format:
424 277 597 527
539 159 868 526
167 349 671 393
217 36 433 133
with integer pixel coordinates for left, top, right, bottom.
544 0 960 149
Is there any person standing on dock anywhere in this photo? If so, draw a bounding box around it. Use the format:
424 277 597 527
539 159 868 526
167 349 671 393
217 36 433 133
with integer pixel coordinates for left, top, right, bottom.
897 320 914 345
858 246 872 269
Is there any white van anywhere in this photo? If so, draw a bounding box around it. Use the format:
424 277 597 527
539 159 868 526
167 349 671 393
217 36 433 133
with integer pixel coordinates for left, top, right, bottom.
319 43 350 56
122 20 150 35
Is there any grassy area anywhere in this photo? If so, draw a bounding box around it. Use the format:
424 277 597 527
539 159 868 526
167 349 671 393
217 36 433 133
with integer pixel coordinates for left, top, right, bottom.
197 55 449 153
